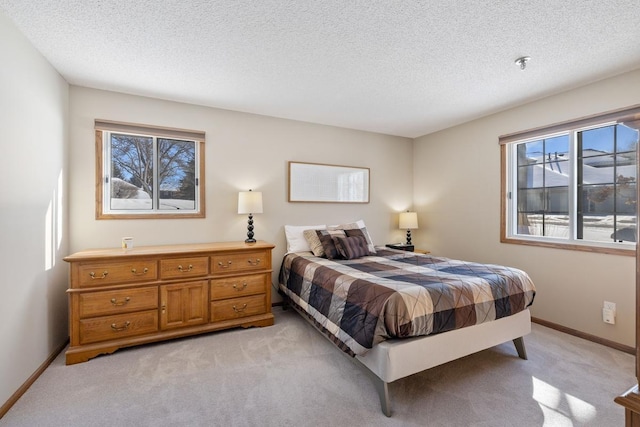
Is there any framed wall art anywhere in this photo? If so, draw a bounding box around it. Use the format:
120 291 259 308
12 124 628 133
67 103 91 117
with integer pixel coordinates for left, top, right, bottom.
288 161 370 203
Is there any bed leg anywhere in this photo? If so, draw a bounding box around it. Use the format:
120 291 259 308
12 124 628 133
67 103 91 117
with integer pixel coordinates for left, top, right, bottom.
350 356 393 416
371 377 392 417
279 291 290 311
513 337 528 360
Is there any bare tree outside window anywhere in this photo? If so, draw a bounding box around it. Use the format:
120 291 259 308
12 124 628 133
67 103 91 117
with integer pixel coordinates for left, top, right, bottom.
110 134 154 209
158 138 196 210
95 122 205 219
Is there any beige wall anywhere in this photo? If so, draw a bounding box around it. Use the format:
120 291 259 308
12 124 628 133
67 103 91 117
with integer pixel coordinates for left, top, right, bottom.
68 87 414 291
4 3 639 409
0 10 69 407
413 69 640 347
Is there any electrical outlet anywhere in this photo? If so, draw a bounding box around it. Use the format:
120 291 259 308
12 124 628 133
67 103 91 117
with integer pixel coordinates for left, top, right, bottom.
603 301 616 324
603 308 616 324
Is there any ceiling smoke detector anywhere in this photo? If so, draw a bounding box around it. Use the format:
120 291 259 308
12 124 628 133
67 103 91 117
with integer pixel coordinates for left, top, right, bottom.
515 56 531 70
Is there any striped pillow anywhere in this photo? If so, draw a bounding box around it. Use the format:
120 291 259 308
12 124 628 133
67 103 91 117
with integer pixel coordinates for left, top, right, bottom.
328 220 376 254
335 236 369 260
317 229 346 259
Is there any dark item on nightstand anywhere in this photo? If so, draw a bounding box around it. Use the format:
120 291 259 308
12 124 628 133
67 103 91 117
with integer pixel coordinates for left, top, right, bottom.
386 243 414 252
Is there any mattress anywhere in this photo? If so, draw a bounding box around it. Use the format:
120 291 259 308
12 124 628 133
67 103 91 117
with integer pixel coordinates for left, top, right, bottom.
279 248 536 356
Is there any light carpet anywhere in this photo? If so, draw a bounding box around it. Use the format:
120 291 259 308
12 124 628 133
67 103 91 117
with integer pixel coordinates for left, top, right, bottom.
1 308 634 426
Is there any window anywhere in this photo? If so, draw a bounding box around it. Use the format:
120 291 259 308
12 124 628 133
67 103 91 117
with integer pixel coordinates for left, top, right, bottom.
95 120 205 219
501 106 640 255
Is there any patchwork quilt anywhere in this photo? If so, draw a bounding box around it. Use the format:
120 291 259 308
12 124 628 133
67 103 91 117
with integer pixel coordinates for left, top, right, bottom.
279 248 536 356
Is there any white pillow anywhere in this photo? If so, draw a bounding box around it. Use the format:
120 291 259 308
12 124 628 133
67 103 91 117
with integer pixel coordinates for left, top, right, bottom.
284 224 326 253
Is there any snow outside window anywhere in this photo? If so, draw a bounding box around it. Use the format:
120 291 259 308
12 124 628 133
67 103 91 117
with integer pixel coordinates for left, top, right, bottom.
95 121 205 219
501 108 640 255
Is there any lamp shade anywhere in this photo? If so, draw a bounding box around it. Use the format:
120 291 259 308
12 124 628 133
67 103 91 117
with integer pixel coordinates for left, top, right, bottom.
399 211 418 230
238 191 263 214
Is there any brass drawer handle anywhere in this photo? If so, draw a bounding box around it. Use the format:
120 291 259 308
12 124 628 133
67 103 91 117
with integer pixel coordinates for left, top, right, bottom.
178 264 193 272
89 271 108 280
131 267 148 276
218 261 232 268
110 297 131 306
232 304 248 313
110 321 131 331
233 282 248 291
247 259 261 266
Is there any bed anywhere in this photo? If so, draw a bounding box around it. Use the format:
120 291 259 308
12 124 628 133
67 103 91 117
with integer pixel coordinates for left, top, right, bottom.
278 223 536 416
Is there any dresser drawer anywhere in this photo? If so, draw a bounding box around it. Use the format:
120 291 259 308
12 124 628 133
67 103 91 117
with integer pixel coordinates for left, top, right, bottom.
79 310 158 345
76 259 157 288
160 256 209 280
211 251 268 273
210 294 266 322
210 274 267 300
78 287 158 319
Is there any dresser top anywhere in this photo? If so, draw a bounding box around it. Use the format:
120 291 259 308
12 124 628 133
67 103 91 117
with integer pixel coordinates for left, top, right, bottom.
64 241 275 262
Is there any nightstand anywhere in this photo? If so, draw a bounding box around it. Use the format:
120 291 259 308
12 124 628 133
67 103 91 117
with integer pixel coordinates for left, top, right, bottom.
386 243 414 252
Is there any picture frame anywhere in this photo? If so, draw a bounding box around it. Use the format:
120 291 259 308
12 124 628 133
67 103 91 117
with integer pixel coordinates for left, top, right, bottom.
288 161 370 203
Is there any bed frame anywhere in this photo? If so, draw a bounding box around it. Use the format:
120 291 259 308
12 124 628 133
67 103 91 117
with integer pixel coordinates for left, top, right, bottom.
286 298 531 417
354 309 531 416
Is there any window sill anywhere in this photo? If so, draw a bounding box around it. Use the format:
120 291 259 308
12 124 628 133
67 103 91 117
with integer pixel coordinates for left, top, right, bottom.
500 236 635 256
97 211 205 220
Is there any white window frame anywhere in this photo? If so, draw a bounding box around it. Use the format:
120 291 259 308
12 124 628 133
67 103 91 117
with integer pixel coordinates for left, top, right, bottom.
95 120 206 220
500 106 640 256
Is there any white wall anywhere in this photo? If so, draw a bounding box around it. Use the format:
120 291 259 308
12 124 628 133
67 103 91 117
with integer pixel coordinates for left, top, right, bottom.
0 10 69 407
68 87 414 293
413 69 640 347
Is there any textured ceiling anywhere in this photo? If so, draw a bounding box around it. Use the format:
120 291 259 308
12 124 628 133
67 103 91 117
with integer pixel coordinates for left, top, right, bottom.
2 1 640 138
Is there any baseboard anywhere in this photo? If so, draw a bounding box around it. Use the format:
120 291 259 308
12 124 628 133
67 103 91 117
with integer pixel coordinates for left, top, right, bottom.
531 317 635 355
0 338 69 419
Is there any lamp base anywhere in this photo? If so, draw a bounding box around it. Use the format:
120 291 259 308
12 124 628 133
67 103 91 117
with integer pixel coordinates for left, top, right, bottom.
405 229 412 245
245 214 256 243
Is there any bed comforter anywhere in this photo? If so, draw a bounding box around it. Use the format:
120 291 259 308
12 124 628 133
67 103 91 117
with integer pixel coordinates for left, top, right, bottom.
279 248 536 356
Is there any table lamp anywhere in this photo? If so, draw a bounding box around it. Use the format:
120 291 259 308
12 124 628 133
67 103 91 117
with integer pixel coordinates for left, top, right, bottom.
399 211 418 245
238 190 263 243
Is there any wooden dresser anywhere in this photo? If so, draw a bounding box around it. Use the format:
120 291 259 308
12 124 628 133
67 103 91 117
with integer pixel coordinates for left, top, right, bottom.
64 241 274 364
